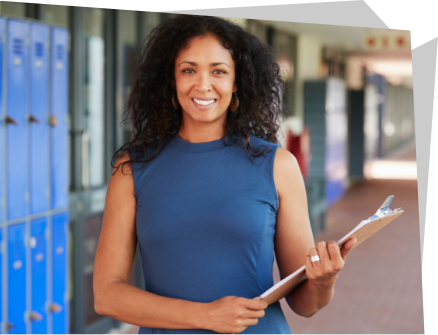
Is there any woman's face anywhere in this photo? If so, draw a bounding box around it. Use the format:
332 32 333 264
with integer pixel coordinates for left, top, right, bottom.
174 35 237 127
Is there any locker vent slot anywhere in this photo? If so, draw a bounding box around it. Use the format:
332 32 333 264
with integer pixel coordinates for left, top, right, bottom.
56 45 63 60
13 38 23 54
35 42 44 57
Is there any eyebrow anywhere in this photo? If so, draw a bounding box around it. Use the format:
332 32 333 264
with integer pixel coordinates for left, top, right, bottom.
178 61 231 68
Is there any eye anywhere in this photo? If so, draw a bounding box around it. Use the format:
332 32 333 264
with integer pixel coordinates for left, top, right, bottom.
214 69 227 74
182 68 195 74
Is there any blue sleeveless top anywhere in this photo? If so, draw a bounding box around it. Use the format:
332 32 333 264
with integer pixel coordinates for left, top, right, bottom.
130 132 292 334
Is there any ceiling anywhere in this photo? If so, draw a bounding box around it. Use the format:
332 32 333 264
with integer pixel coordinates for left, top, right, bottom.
162 0 438 78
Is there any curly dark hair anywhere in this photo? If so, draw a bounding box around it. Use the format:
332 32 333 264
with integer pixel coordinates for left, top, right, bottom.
112 14 287 174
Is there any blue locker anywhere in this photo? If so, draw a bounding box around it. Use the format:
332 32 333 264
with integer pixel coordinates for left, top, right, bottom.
6 19 28 220
51 212 68 333
0 17 5 223
30 218 47 334
7 222 27 334
30 23 49 215
50 28 69 210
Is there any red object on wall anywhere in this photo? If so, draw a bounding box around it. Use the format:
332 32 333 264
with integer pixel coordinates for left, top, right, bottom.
285 127 311 181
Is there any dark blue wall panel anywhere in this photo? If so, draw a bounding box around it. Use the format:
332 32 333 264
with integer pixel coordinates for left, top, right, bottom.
6 19 28 220
30 23 49 215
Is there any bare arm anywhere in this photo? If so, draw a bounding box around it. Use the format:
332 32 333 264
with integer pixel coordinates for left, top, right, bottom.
93 152 267 333
273 148 355 318
93 152 207 329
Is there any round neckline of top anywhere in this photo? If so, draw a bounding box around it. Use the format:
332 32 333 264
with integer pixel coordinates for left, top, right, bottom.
170 132 234 154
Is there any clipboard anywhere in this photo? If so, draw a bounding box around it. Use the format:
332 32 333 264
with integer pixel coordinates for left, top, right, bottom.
260 196 404 306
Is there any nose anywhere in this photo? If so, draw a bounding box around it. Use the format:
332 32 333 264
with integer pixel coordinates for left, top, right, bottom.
196 72 212 93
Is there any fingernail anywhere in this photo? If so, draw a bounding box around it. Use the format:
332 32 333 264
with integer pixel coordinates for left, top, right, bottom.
254 297 261 300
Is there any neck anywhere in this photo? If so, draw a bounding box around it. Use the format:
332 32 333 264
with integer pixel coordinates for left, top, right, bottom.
178 122 227 144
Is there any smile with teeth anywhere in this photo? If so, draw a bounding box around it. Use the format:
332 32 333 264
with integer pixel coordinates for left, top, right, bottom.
193 98 216 106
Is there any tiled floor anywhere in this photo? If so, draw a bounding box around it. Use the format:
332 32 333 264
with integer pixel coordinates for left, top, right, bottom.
114 147 424 334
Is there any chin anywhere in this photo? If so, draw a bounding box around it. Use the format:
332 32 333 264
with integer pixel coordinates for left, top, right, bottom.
186 109 222 122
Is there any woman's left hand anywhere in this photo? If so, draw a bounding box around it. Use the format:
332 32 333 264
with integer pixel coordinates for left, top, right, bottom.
305 237 357 287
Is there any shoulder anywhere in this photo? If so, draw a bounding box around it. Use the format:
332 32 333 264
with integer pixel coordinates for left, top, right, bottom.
113 151 133 176
273 147 303 200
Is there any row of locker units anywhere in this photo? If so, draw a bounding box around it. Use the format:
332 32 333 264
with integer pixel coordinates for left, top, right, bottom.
1 212 69 334
0 17 70 334
0 16 69 221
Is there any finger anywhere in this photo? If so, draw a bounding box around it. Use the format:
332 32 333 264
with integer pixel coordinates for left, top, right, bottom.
242 309 265 319
244 318 259 327
305 255 314 277
309 248 320 267
340 237 357 260
316 240 331 263
326 240 342 260
240 297 267 310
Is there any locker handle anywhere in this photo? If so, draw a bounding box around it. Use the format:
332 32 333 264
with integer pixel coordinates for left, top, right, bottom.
49 115 57 127
5 116 18 125
28 115 40 124
50 302 63 313
30 311 43 321
7 322 14 331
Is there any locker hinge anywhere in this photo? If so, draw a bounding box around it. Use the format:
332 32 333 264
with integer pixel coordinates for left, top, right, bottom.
24 311 30 324
47 39 50 50
28 236 37 248
25 191 30 203
45 227 50 241
68 32 71 53
26 36 30 47
2 32 5 45
1 196 5 208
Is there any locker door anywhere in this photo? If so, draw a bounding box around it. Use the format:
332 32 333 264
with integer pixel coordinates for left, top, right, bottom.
8 222 27 334
30 23 49 215
0 16 5 223
50 27 69 210
51 212 68 334
6 19 28 220
30 218 47 334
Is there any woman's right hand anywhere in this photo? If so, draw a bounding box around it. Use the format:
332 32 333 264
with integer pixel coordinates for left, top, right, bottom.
201 296 268 334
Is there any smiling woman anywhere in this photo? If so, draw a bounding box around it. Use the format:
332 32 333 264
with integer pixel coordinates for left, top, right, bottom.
93 14 356 335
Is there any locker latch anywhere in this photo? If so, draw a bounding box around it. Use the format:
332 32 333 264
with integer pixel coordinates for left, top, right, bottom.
49 115 57 127
6 322 14 331
28 115 40 123
5 116 18 125
29 311 43 322
49 302 63 313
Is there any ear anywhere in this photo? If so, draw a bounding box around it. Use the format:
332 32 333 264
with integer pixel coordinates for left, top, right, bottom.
233 83 237 93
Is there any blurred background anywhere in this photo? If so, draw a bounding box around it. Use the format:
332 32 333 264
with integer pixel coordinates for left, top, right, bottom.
0 2 422 334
